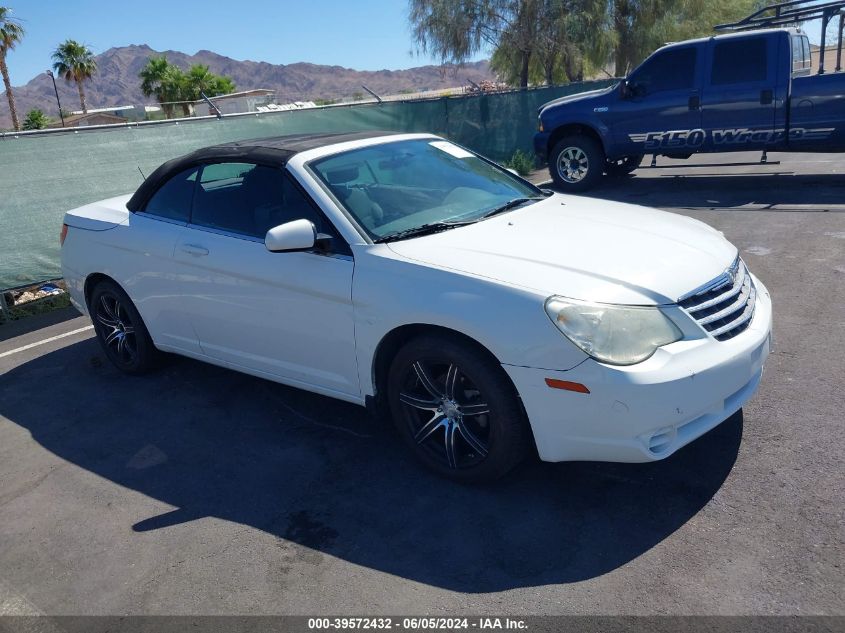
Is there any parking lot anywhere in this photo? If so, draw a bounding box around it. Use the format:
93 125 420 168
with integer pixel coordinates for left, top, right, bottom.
0 151 843 615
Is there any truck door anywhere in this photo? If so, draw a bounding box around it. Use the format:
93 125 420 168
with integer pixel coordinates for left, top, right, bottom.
701 34 783 150
610 44 704 157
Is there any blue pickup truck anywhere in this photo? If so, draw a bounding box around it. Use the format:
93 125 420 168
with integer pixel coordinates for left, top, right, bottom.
535 20 845 191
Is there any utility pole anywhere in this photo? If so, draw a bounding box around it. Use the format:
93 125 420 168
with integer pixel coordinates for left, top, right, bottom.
46 70 65 127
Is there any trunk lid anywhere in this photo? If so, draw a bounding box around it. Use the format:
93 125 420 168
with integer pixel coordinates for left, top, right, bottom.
64 194 132 231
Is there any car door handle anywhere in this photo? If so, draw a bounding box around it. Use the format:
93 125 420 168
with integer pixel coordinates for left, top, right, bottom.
760 89 773 105
180 244 209 257
688 95 701 111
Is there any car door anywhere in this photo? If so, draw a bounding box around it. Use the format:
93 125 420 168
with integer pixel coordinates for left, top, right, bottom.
173 161 360 399
701 34 781 150
610 44 704 155
126 166 202 354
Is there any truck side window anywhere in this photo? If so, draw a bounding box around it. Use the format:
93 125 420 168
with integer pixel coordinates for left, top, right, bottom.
792 36 804 72
629 47 697 94
711 37 768 85
802 37 811 70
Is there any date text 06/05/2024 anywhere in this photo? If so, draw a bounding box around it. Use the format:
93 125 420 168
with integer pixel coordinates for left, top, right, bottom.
306 617 528 630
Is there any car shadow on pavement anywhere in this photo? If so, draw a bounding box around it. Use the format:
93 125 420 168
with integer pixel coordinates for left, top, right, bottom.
552 172 845 211
0 306 83 343
0 339 742 593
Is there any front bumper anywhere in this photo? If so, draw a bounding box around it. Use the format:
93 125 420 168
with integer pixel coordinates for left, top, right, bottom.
504 278 773 463
534 131 551 161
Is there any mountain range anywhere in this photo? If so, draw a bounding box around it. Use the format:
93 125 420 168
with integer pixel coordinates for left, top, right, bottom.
0 44 495 129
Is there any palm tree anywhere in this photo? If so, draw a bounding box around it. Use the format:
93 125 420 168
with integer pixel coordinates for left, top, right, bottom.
52 39 97 114
210 74 235 97
181 64 235 116
139 55 180 118
183 64 219 100
0 6 24 131
140 57 235 119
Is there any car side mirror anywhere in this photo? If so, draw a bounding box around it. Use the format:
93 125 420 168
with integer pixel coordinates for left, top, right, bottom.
265 219 334 254
265 219 317 252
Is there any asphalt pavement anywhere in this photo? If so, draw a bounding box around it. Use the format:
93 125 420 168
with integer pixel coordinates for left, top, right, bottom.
0 151 843 616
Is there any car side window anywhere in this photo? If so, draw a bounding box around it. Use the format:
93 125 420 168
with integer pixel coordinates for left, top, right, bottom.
279 176 351 254
142 167 198 222
191 162 261 236
711 37 768 85
629 47 697 94
191 161 349 253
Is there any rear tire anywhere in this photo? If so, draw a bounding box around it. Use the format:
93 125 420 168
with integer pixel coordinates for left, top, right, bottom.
89 280 161 375
387 334 531 483
549 135 605 192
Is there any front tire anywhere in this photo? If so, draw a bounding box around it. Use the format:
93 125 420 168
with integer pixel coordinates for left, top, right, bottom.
387 335 531 483
89 280 160 375
549 135 605 192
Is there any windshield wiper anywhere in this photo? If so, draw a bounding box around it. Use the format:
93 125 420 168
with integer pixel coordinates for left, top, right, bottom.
374 220 475 244
480 197 545 220
374 197 545 243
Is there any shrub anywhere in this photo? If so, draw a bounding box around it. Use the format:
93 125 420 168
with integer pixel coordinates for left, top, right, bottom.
505 149 535 176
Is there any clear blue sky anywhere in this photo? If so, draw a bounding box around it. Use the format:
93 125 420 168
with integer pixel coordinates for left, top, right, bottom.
3 0 488 86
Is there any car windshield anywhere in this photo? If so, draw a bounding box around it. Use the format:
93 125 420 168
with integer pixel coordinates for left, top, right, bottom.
309 138 543 241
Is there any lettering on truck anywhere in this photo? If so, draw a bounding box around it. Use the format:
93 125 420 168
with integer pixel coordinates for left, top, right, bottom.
630 127 834 150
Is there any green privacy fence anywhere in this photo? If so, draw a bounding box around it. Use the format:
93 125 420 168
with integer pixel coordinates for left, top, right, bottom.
0 80 614 290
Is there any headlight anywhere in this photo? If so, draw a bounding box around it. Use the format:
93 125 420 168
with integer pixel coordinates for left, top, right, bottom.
544 297 683 366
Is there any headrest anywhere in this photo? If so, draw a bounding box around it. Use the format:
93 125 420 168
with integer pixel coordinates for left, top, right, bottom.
325 165 359 185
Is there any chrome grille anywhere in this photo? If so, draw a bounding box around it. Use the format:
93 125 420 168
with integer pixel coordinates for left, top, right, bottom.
679 258 756 341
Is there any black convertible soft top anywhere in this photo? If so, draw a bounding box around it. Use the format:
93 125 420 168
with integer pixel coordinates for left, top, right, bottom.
126 131 399 212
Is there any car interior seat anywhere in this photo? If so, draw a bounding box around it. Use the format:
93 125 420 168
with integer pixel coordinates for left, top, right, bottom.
325 166 385 230
242 166 289 237
442 186 496 209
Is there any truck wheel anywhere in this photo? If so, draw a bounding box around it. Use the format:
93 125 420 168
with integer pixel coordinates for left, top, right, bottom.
605 155 643 177
549 135 605 192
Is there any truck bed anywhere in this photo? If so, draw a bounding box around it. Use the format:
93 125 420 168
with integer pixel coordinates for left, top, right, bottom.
789 71 845 152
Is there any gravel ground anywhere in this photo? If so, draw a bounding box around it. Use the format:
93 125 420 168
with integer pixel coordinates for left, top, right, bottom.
0 151 843 616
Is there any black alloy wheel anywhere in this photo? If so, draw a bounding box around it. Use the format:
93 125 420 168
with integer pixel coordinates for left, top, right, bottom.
89 280 160 374
388 335 530 482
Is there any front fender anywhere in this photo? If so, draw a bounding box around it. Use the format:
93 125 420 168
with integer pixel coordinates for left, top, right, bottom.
351 245 587 398
539 113 613 158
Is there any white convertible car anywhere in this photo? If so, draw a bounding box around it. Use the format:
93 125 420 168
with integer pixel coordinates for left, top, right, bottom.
61 132 772 482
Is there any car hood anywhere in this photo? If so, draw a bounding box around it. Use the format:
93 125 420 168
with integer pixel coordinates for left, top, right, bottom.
540 85 616 113
64 194 132 231
387 194 737 305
